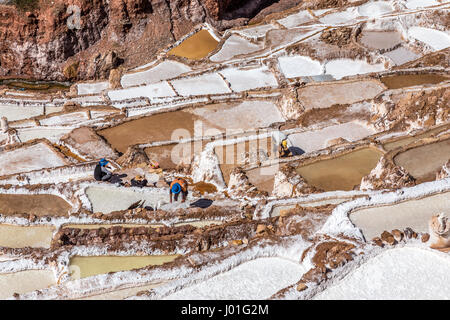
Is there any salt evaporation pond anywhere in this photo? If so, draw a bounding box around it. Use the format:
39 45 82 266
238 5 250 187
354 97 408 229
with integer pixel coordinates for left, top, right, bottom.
324 59 385 80
351 191 450 240
0 224 55 249
164 257 307 300
408 27 450 51
0 270 56 299
169 29 219 60
70 255 180 279
278 56 323 78
314 248 450 299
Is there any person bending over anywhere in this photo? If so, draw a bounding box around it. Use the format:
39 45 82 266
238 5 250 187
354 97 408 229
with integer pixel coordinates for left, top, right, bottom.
169 178 188 203
94 158 112 182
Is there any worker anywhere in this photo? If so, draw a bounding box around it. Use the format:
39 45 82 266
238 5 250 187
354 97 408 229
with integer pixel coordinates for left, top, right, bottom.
94 158 112 182
278 139 292 158
169 178 188 203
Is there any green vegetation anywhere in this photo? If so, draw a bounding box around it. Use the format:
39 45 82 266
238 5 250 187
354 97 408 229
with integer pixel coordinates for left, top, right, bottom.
7 0 39 11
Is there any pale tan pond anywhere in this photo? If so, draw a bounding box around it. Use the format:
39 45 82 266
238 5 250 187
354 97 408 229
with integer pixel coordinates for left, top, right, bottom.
383 125 448 151
380 73 449 89
0 194 71 217
296 148 384 191
394 138 450 183
69 255 180 279
0 224 55 249
0 270 56 299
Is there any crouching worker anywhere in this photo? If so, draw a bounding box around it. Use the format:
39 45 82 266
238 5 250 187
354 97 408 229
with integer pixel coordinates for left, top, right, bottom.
94 158 112 182
169 178 188 203
278 139 292 158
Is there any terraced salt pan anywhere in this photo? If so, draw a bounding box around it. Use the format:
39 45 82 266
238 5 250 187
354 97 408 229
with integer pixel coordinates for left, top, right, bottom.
211 35 262 62
296 147 384 191
171 73 231 96
359 31 402 50
77 82 109 95
319 8 360 24
350 191 450 240
121 61 192 88
277 10 314 28
324 59 385 80
190 100 285 133
219 66 278 92
17 127 73 143
0 105 43 121
408 27 450 51
108 81 176 101
0 270 55 299
297 80 385 109
86 187 171 214
384 46 420 65
394 138 450 182
314 248 450 299
235 24 275 39
168 29 219 60
0 225 54 249
0 143 67 176
288 122 376 153
70 255 179 279
164 257 307 300
0 194 71 216
357 1 393 17
39 112 89 126
278 56 323 78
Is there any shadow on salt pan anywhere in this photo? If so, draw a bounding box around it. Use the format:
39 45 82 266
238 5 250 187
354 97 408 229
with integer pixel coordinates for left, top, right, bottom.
164 257 307 300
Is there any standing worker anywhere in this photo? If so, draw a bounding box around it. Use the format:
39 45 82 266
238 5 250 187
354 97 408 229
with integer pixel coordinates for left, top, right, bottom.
94 158 112 182
169 178 188 203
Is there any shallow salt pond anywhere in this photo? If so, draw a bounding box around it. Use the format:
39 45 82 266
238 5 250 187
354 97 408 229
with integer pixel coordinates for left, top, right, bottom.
169 29 219 60
164 257 307 300
79 282 165 300
382 125 448 151
350 191 450 240
278 56 323 78
86 187 169 214
314 247 450 299
408 27 450 51
359 31 402 50
69 255 180 279
271 197 353 217
210 35 262 62
393 138 450 182
380 73 449 89
324 59 385 80
0 270 56 299
296 147 384 191
0 224 55 248
0 194 71 217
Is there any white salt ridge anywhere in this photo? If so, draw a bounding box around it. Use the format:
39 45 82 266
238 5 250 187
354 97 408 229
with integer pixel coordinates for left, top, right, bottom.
278 56 323 78
408 27 450 51
324 59 385 80
121 61 192 88
405 0 440 9
358 1 393 17
277 10 314 28
210 35 262 62
108 81 176 101
219 66 278 92
39 112 88 126
314 247 450 300
164 257 306 300
171 73 231 96
77 82 109 95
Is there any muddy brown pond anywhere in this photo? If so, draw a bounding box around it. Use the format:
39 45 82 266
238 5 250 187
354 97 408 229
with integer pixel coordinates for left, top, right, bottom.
380 73 449 89
296 147 384 191
0 194 71 216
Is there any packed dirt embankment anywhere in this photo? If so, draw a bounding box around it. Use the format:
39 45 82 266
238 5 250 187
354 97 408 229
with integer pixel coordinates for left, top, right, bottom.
0 0 301 81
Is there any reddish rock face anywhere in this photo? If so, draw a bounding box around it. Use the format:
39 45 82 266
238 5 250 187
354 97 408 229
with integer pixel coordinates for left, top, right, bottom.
0 0 300 81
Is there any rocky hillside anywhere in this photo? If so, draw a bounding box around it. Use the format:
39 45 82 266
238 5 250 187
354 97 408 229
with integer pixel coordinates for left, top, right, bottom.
0 0 301 81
